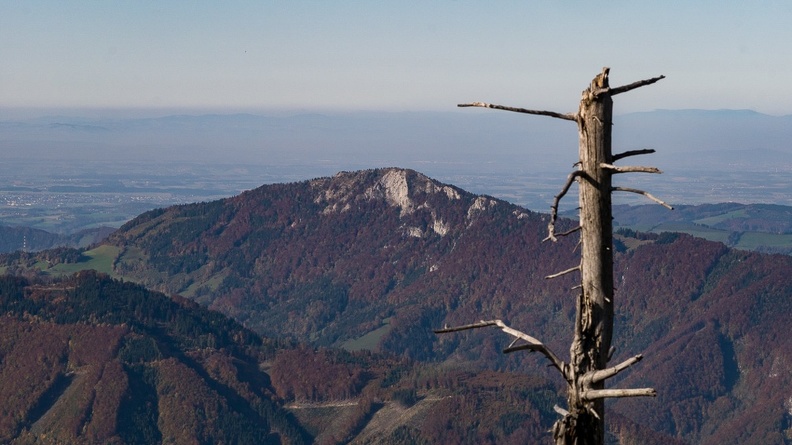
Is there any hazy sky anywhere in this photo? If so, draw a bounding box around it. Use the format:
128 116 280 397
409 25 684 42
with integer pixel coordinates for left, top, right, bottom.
2 1 791 115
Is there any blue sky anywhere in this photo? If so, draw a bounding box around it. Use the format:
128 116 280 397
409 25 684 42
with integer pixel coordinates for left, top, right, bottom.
2 1 791 115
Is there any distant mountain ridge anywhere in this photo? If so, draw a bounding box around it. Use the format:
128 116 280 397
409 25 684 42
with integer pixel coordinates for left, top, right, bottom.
3 167 792 443
3 108 789 170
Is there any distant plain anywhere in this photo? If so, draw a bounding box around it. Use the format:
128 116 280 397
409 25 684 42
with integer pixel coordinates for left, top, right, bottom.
2 108 790 235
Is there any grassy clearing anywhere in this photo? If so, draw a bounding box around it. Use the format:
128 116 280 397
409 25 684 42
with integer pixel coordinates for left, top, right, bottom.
619 223 658 232
181 272 227 300
693 208 749 227
615 235 653 252
341 319 392 352
736 232 792 250
618 221 792 255
650 222 731 244
50 245 120 276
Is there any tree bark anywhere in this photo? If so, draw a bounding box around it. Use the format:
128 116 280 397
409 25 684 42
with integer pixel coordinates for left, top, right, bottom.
449 68 667 445
567 66 615 444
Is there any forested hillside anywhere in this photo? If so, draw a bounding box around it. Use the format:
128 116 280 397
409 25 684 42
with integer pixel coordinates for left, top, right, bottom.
0 272 624 444
0 271 307 444
3 168 792 443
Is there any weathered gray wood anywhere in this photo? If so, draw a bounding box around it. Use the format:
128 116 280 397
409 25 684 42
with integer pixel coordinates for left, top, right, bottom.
600 163 662 174
565 66 617 444
612 186 674 209
445 68 667 445
457 102 578 121
612 148 656 162
434 319 567 376
582 388 658 400
545 265 581 280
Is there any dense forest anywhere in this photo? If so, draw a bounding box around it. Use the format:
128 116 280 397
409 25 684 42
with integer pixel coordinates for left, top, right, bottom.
3 168 792 443
1 271 635 444
0 272 307 444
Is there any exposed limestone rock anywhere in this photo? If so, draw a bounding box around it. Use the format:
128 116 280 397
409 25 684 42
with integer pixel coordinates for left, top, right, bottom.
513 209 531 220
313 168 467 220
442 186 461 200
321 202 352 214
432 218 450 236
312 172 361 214
467 196 496 219
377 169 414 216
405 226 423 238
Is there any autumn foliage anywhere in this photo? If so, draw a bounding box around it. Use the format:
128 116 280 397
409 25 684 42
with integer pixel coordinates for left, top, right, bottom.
3 168 792 442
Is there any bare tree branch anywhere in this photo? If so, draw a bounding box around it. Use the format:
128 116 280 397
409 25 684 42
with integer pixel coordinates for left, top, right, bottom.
545 170 586 242
612 187 673 209
582 388 657 400
554 405 570 417
587 354 643 384
600 163 662 174
555 225 582 238
545 265 581 280
458 102 578 122
612 149 655 162
503 343 545 354
609 75 665 96
434 320 499 333
435 319 567 376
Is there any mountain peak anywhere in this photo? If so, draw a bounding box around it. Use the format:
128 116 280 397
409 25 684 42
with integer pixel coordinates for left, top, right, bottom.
312 168 410 216
306 167 498 240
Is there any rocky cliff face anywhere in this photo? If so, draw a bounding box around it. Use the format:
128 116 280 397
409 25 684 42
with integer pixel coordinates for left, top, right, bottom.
311 168 498 234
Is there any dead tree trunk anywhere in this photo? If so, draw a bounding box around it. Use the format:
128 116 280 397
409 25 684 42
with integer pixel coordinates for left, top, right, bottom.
437 68 668 444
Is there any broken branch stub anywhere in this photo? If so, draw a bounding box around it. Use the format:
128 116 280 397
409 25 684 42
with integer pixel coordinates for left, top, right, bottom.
612 148 656 162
